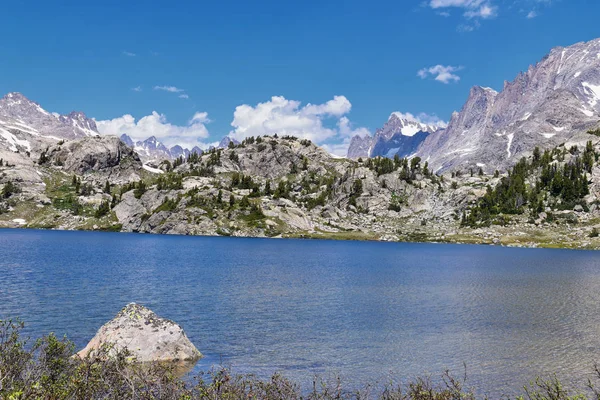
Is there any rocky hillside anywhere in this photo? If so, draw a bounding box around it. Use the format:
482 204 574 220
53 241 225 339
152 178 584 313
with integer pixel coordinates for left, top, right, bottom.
417 38 600 173
4 132 600 249
347 113 443 159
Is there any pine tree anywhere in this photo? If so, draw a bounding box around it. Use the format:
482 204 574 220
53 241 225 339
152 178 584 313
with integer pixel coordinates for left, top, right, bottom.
104 181 111 194
302 156 309 171
38 151 48 165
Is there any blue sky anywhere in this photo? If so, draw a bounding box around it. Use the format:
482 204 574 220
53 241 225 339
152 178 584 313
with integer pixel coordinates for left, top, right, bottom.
1 0 599 154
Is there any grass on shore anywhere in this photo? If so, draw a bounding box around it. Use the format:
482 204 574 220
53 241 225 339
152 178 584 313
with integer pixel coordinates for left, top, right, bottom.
2 319 600 399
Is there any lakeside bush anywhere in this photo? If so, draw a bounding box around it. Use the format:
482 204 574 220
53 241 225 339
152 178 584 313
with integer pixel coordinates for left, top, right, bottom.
2 319 600 399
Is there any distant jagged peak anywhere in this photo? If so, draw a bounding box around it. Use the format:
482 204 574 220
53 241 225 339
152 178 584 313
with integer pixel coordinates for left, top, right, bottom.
2 92 35 102
0 91 99 140
387 112 446 136
0 92 50 116
120 134 134 147
218 136 241 148
67 111 91 122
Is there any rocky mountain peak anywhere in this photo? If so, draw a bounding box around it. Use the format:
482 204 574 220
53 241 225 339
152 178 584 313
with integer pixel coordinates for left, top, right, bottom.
347 113 444 159
0 92 99 155
416 36 600 173
218 136 240 148
120 134 134 147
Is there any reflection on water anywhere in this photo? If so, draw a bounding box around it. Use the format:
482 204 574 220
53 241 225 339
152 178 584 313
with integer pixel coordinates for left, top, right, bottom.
1 229 600 397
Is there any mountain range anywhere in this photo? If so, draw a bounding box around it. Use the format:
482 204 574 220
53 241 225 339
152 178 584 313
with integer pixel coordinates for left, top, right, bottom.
348 37 600 173
0 93 229 163
1 37 600 173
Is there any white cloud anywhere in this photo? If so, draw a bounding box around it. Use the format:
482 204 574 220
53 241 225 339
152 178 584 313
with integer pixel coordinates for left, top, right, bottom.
430 0 553 25
526 10 537 18
418 65 463 84
429 0 497 28
430 0 483 7
96 111 211 149
302 96 352 117
153 86 185 93
228 95 370 156
132 86 142 92
337 116 371 138
464 4 497 18
122 51 136 57
178 94 189 99
392 112 448 129
319 116 372 157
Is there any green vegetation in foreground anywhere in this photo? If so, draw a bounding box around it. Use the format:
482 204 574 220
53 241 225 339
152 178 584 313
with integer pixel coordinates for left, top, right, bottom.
2 319 600 399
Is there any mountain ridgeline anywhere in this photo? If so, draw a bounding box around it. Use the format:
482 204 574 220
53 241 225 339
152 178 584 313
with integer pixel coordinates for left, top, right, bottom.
348 37 600 173
3 124 600 248
1 37 600 247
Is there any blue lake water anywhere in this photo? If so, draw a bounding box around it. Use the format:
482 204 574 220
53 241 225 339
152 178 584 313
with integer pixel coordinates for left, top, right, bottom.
2 228 600 396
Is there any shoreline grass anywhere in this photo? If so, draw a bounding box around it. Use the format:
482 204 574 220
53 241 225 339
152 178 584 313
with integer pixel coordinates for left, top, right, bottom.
2 319 600 399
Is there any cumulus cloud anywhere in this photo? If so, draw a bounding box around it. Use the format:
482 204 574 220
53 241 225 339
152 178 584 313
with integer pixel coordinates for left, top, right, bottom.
418 65 463 84
228 95 363 143
132 86 142 92
228 95 370 156
122 51 136 57
96 111 211 149
337 116 371 138
178 94 189 99
318 117 372 157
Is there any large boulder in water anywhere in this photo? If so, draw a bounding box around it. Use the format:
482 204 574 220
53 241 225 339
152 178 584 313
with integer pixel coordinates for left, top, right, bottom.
77 303 202 363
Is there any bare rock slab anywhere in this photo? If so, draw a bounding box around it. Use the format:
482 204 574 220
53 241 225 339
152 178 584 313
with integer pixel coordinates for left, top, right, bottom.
77 303 202 363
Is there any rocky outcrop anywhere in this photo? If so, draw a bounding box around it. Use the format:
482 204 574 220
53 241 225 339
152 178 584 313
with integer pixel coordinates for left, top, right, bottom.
46 136 141 176
417 37 600 173
77 303 202 363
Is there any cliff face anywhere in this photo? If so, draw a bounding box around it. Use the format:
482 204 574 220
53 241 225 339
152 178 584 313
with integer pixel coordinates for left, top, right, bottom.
417 38 600 173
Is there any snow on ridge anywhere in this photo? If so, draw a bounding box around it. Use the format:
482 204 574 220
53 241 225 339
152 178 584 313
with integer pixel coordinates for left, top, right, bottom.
142 164 164 174
0 126 31 152
506 133 514 159
582 82 600 107
581 108 595 117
